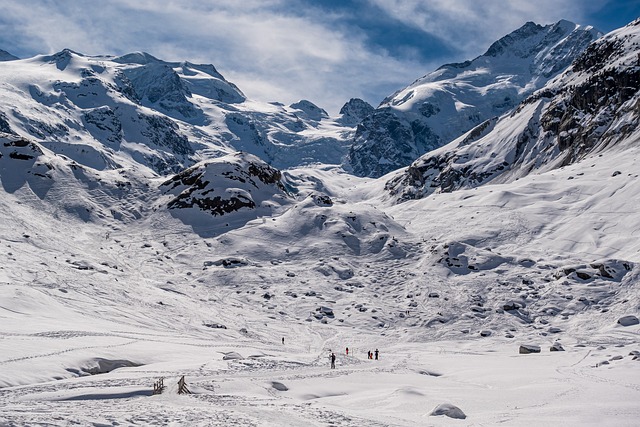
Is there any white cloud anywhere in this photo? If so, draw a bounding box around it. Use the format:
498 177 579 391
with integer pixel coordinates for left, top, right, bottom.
368 0 608 58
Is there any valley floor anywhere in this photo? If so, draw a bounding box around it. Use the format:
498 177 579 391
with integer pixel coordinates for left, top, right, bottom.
1 317 638 426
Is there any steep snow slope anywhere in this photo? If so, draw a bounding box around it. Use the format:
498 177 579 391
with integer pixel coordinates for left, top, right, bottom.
387 18 640 201
348 20 601 177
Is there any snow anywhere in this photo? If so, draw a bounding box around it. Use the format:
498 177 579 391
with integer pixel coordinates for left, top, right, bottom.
1 124 639 424
0 19 639 427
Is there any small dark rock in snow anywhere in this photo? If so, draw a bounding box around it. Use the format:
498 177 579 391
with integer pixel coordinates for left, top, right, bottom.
480 330 492 337
550 342 565 351
271 381 288 391
617 315 639 326
503 301 525 311
519 344 541 354
430 403 466 419
203 322 227 329
319 306 334 317
576 271 592 280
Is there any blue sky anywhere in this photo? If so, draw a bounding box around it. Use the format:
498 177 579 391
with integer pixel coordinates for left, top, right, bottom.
0 0 638 113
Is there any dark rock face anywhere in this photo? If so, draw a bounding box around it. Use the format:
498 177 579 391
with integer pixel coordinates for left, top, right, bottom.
538 67 640 169
348 107 441 177
83 107 123 147
1 136 43 160
0 112 16 135
161 152 286 218
338 98 375 126
134 114 194 175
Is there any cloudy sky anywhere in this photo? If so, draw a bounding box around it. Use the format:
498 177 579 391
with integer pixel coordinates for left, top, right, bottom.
1 0 638 113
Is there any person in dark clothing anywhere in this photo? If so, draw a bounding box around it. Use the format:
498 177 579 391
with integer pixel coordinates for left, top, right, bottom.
346 347 349 356
330 352 336 369
374 349 379 360
282 337 285 345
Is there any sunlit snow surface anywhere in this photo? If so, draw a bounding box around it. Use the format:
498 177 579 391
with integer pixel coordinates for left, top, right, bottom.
1 137 638 425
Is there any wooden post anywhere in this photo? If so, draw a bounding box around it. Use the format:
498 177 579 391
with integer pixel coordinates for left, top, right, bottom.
177 375 191 394
153 377 165 395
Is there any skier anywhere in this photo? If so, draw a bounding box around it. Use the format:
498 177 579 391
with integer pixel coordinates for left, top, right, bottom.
374 349 379 360
346 347 349 356
330 352 336 369
282 337 285 345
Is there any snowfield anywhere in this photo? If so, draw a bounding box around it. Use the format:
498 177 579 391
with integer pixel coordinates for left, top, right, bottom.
1 137 638 425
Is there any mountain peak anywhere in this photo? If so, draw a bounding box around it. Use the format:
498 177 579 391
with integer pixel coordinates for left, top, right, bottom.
113 51 162 65
289 100 328 121
338 98 375 126
37 48 86 70
347 19 602 177
483 19 593 59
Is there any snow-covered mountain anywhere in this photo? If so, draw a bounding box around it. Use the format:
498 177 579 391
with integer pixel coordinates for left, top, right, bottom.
1 19 639 427
0 49 359 176
386 17 640 200
348 20 602 177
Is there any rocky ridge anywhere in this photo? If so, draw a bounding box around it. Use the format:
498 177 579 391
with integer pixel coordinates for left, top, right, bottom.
386 18 640 200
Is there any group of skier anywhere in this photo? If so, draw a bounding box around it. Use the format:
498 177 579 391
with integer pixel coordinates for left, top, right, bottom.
281 338 380 369
328 347 380 368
